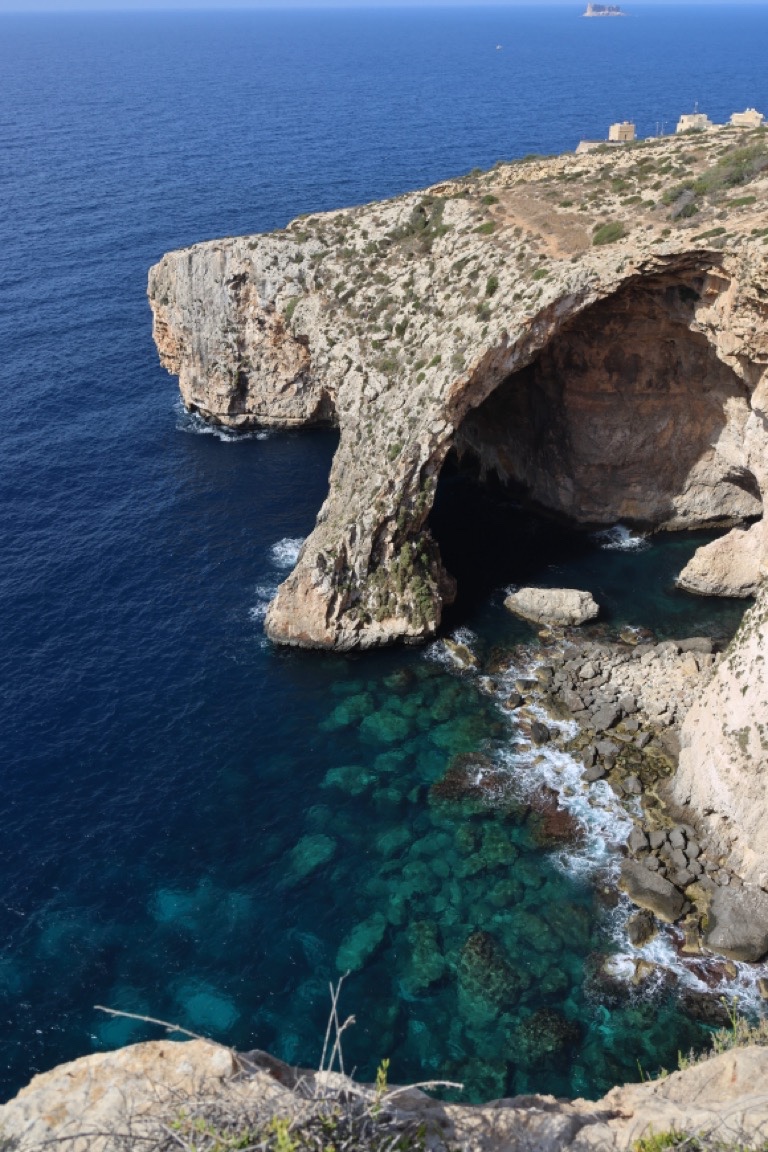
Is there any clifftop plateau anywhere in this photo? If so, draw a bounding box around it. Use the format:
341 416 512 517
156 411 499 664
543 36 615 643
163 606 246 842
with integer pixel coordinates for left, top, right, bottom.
149 124 768 653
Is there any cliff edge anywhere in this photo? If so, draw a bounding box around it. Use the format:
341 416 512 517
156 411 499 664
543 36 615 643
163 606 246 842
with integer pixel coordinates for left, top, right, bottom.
3 1037 768 1151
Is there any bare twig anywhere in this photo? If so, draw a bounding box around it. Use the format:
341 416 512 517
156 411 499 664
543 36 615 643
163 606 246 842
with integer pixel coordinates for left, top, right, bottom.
94 1005 231 1051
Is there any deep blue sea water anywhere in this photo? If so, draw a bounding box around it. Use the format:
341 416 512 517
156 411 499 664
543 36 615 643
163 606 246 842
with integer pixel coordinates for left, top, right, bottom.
1 4 767 1104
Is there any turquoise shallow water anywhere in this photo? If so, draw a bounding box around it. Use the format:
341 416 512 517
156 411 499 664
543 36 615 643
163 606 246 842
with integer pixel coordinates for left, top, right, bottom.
1 3 766 1104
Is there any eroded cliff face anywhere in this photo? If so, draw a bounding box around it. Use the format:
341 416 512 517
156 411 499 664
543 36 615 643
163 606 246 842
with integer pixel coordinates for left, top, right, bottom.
149 126 768 652
675 584 768 887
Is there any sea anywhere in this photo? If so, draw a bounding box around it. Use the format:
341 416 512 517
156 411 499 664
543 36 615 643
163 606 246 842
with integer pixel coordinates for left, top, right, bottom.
1 3 767 1105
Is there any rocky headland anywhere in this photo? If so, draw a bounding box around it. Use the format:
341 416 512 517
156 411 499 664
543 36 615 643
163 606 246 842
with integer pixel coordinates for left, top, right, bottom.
149 124 768 656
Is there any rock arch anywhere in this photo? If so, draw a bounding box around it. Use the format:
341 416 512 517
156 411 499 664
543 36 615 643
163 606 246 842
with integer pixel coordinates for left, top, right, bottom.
149 203 768 653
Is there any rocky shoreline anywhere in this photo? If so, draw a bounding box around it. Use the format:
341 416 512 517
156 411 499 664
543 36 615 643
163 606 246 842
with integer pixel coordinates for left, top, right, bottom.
442 601 768 1002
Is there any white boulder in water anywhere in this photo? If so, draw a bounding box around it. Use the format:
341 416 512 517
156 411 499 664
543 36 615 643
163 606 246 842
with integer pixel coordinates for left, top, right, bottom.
504 586 600 627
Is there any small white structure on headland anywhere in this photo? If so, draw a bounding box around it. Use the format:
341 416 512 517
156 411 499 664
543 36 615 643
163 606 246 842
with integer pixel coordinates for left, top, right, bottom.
731 107 765 129
577 120 636 153
609 121 636 143
676 110 714 134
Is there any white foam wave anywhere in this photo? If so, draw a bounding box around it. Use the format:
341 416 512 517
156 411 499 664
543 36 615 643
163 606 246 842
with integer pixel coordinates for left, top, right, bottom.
607 902 768 1015
249 583 277 623
451 626 478 648
440 641 768 1015
422 627 480 670
592 524 650 552
270 537 306 569
175 402 270 442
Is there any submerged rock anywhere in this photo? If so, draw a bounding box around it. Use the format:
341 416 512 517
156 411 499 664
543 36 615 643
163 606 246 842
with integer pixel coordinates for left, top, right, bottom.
336 912 388 972
402 919 447 993
504 587 600 627
458 931 525 1022
528 789 585 849
286 834 337 882
512 1009 580 1064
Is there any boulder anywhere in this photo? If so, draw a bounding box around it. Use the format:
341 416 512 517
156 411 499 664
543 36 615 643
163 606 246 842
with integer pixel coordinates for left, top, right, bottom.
703 886 768 962
504 587 600 627
627 909 657 947
628 827 649 854
530 720 551 745
677 637 713 655
677 521 764 598
592 704 620 732
619 861 685 923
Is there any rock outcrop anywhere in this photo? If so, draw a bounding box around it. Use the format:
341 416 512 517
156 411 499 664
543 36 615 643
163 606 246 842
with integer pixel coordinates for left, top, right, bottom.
149 125 768 652
677 519 765 596
3 1038 768 1152
504 586 600 626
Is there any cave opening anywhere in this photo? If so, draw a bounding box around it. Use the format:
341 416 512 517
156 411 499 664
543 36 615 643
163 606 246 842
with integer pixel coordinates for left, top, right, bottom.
429 269 760 633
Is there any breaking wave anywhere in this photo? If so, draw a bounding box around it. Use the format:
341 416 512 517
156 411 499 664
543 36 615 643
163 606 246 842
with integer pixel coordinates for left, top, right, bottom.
249 583 277 623
175 402 270 442
270 537 305 569
592 524 650 552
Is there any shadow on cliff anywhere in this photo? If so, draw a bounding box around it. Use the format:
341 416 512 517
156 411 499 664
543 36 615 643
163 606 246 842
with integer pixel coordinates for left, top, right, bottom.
430 269 762 630
429 457 595 629
452 274 758 528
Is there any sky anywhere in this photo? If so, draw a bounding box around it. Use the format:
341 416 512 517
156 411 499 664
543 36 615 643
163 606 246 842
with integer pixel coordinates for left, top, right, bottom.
1 0 765 9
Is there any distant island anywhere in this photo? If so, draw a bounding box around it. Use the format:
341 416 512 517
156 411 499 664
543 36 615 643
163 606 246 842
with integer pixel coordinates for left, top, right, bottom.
583 3 627 15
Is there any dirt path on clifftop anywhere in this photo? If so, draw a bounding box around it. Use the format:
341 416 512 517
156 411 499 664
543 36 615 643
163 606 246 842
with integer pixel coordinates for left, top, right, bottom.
493 192 592 257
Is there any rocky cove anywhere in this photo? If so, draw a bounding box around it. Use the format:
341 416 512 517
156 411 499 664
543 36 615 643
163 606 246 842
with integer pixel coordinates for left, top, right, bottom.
147 122 768 970
6 126 768 1145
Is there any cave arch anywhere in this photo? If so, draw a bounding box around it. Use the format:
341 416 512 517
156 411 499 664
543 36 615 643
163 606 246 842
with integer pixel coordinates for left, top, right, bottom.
430 268 760 611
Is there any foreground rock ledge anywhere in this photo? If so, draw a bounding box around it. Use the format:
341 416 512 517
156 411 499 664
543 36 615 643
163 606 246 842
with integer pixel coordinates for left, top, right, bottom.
3 1039 768 1151
150 125 768 654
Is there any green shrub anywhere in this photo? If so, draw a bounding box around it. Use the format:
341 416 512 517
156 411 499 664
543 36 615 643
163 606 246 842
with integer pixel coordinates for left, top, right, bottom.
632 1133 696 1152
592 221 626 246
389 196 449 252
475 221 496 235
485 274 499 297
480 193 498 205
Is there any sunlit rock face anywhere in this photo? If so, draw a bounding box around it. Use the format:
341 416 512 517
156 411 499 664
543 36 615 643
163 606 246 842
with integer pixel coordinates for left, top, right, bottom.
149 128 768 651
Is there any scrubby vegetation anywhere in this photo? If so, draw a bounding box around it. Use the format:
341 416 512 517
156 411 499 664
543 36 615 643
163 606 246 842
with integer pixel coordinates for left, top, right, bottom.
592 220 626 245
662 140 768 220
630 1007 768 1152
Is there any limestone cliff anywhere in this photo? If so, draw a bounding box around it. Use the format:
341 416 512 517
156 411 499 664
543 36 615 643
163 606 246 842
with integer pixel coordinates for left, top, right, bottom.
3 1038 768 1151
150 126 768 652
675 583 768 888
